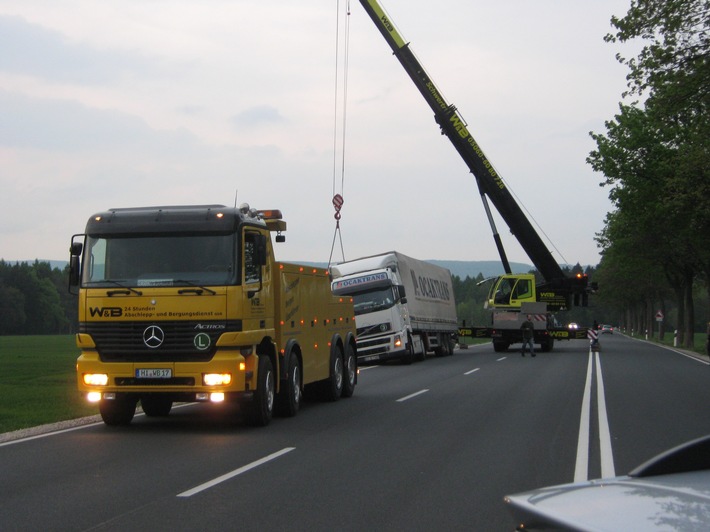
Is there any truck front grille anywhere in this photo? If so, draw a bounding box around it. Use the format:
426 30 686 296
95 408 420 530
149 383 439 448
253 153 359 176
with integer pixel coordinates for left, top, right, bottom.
79 320 241 362
356 335 390 356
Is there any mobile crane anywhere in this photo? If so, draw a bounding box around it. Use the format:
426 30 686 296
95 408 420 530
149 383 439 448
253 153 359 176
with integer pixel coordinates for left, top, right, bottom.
358 0 594 351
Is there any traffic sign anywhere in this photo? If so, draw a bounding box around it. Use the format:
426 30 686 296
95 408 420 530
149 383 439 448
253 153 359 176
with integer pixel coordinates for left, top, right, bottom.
656 310 664 321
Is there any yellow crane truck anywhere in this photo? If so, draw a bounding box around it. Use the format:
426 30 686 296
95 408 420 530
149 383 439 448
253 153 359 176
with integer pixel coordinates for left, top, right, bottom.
358 0 595 352
69 204 357 427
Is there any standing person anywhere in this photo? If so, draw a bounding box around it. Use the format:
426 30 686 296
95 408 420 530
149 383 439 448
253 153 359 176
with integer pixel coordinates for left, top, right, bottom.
520 314 536 357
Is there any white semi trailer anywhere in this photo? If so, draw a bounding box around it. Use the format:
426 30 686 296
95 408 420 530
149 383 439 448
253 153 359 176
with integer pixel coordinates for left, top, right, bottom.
331 251 458 364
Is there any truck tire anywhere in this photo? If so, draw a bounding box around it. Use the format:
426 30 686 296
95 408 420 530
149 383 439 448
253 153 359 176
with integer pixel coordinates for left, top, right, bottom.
409 333 424 363
493 341 509 353
248 355 275 426
99 395 137 426
277 352 301 417
141 395 172 417
541 337 555 352
321 346 344 401
342 343 357 398
435 333 453 357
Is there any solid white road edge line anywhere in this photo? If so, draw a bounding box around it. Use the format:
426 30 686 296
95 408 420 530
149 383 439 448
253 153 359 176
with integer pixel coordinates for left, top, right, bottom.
177 447 296 498
574 352 593 482
396 389 429 402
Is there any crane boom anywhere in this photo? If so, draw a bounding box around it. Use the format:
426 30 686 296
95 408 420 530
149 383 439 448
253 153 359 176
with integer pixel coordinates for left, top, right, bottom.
358 0 590 304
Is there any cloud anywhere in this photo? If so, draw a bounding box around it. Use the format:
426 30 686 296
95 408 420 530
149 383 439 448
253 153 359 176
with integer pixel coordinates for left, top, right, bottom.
231 105 286 129
0 14 166 84
0 90 199 155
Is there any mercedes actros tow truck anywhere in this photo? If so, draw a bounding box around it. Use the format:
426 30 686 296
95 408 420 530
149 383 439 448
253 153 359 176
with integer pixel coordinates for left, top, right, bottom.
70 204 357 426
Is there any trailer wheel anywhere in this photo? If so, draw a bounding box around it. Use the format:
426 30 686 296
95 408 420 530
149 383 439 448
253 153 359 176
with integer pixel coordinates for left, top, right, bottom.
342 343 357 398
141 395 172 417
321 346 344 401
277 352 301 417
99 395 137 426
435 333 453 357
248 355 275 426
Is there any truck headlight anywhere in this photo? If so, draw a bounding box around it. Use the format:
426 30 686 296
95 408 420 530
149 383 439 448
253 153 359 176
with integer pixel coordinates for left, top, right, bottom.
203 373 232 386
83 373 109 386
394 335 402 348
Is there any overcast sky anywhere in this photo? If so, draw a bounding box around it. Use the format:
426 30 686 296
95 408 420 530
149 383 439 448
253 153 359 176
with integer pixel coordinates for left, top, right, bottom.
0 0 634 268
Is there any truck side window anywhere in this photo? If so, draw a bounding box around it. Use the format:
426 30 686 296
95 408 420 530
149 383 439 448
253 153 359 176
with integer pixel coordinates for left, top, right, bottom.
495 278 514 304
512 278 532 300
244 232 260 284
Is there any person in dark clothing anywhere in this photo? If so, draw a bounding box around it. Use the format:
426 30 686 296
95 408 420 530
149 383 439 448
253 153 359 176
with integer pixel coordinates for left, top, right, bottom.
520 314 536 357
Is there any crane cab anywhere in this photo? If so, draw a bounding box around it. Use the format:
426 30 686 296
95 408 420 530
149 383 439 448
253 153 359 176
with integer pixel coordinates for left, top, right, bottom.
485 274 536 310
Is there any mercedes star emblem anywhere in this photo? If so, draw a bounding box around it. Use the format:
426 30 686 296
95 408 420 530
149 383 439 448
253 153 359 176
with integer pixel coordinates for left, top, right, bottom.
143 325 165 348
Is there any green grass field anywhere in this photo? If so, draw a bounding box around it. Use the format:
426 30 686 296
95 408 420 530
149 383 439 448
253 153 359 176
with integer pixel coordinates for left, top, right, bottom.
0 335 96 434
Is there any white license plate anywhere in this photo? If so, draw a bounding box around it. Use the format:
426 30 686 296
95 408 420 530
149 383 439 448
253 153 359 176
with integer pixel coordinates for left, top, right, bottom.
136 368 172 379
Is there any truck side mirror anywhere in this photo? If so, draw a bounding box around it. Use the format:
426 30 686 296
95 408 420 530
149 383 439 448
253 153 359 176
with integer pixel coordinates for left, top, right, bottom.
68 237 83 292
398 284 406 303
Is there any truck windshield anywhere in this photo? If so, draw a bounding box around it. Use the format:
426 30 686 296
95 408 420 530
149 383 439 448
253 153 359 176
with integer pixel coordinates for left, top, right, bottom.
351 287 395 316
82 234 236 287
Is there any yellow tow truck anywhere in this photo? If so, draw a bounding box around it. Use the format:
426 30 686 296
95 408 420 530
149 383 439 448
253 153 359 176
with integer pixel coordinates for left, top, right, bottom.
70 204 357 426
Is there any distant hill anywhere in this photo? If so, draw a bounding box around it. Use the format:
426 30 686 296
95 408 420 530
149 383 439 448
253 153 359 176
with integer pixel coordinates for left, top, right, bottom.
425 260 532 279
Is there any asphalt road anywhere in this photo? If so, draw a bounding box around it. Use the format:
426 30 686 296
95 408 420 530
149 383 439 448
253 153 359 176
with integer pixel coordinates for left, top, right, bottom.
2 334 710 531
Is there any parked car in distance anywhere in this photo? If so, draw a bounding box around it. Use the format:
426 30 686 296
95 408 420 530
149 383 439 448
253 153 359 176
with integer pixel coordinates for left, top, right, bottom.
504 434 710 531
601 324 614 334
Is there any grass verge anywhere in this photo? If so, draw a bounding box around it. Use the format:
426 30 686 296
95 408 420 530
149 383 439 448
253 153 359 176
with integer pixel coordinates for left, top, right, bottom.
0 335 96 434
647 332 707 355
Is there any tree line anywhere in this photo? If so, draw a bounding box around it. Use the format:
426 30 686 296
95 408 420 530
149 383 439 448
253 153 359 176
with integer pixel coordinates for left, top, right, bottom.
587 0 709 347
0 260 76 335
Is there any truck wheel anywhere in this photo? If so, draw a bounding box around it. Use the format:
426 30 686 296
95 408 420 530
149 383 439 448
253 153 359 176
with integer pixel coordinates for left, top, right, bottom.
141 395 172 417
435 334 453 357
493 341 509 353
342 343 357 398
248 356 275 426
321 346 344 401
99 395 137 426
277 352 301 417
403 333 426 364
541 338 555 352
